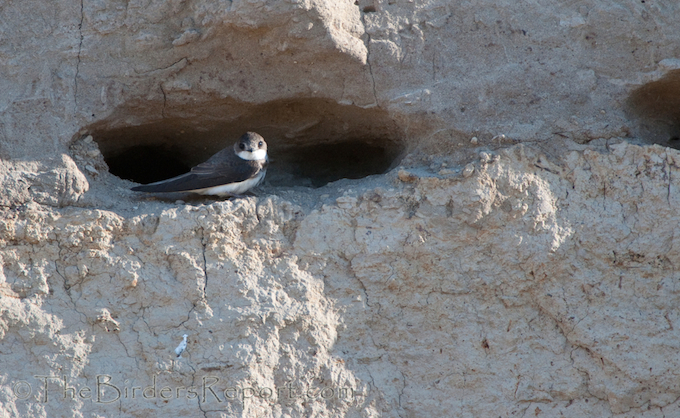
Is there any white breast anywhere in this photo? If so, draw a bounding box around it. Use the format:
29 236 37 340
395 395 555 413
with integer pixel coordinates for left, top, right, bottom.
237 149 267 161
193 170 266 196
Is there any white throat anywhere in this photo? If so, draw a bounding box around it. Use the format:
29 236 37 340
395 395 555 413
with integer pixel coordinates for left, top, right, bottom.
238 149 267 161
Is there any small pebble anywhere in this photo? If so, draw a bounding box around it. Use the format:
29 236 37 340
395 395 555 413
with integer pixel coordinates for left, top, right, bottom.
398 169 418 183
462 164 475 178
470 136 478 144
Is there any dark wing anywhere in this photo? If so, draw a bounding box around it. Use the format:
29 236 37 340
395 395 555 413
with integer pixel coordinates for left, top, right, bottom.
131 147 264 193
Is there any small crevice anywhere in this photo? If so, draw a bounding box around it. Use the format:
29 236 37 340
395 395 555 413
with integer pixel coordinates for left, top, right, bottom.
177 304 197 328
445 199 454 217
187 364 210 418
53 243 88 325
138 306 156 337
179 221 208 328
132 57 187 76
366 38 379 106
354 274 371 308
359 12 379 107
75 0 84 106
397 370 406 408
114 333 132 358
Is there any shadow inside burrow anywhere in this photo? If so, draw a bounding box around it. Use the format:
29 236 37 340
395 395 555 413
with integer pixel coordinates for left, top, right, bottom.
86 98 407 191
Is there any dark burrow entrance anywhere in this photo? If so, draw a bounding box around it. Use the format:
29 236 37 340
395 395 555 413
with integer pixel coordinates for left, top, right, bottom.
628 69 680 148
87 98 405 189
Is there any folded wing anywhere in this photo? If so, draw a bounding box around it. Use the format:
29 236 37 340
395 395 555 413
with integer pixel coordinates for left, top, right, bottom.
131 147 264 193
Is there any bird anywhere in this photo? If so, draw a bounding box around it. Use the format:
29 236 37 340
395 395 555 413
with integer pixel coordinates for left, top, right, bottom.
175 334 188 358
131 132 268 196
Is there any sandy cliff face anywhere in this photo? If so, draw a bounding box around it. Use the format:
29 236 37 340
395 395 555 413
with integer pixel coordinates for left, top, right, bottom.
2 1 680 417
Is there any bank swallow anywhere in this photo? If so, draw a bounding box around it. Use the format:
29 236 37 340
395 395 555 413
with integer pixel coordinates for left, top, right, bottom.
131 132 268 196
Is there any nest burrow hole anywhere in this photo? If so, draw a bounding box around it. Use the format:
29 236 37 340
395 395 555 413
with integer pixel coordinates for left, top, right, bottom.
88 98 405 189
628 69 680 148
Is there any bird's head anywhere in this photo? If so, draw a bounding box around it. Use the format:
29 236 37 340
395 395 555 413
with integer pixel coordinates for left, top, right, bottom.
234 132 267 161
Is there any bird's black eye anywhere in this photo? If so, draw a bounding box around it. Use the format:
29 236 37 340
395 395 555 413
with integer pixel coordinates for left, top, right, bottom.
239 143 245 150
258 141 263 147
